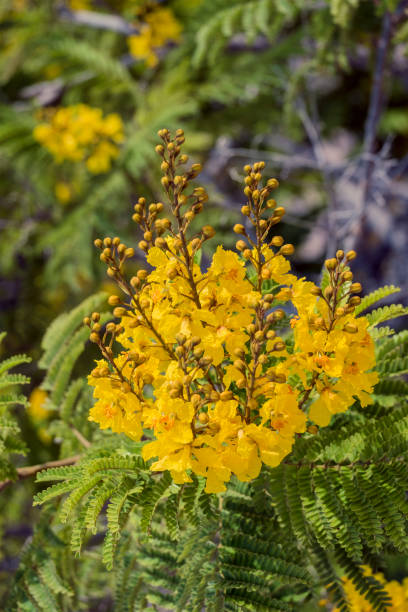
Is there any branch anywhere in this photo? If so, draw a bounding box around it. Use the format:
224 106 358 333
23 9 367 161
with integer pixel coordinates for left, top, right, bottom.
347 1 408 249
57 8 138 35
0 455 80 492
362 11 393 159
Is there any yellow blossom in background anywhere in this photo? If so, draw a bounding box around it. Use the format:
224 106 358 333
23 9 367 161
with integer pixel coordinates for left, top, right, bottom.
326 566 408 611
128 5 182 67
69 0 92 9
27 388 49 422
33 104 124 174
86 129 379 494
55 182 72 204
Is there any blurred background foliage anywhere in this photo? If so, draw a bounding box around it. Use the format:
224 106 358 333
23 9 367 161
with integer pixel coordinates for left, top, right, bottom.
1 0 408 607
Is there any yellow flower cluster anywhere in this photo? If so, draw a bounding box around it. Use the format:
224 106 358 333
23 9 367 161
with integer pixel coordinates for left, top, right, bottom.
33 105 124 174
321 566 408 611
86 129 378 494
27 388 52 444
128 4 182 67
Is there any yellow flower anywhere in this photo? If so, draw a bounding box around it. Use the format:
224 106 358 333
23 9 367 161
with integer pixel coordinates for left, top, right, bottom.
33 105 124 173
87 134 379 493
55 182 72 204
330 566 408 611
127 6 182 66
28 388 49 422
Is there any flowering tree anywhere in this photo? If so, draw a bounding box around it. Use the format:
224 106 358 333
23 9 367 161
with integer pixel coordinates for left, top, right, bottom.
1 130 406 610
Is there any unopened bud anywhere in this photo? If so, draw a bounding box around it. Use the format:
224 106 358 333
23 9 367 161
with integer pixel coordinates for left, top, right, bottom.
202 225 216 238
108 295 121 306
113 307 127 317
280 244 294 256
346 250 357 261
220 390 233 401
273 341 286 351
325 258 338 271
271 235 284 247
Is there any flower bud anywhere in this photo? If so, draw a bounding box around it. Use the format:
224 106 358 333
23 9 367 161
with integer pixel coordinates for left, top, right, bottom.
113 307 127 317
336 250 344 260
233 224 246 235
175 345 185 357
273 341 286 351
138 240 148 252
94 238 103 248
108 295 121 306
202 225 216 238
274 207 285 217
89 332 100 343
280 244 294 255
351 282 362 293
155 144 164 154
346 250 357 261
349 296 361 306
244 164 251 173
220 390 233 401
343 323 358 333
137 269 148 280
198 412 209 424
233 359 246 371
241 205 250 216
267 178 279 189
155 237 167 248
176 333 187 345
325 258 338 271
270 235 284 247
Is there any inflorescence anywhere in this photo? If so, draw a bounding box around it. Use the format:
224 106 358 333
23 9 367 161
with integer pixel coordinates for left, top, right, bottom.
85 128 378 493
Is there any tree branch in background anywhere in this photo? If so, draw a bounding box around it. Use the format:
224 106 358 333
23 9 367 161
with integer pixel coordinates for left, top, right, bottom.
57 8 138 35
0 455 80 492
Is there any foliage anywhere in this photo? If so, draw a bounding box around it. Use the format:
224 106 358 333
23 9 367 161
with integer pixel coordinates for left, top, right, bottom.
2 0 408 359
0 332 30 482
1 0 408 609
1 134 407 610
